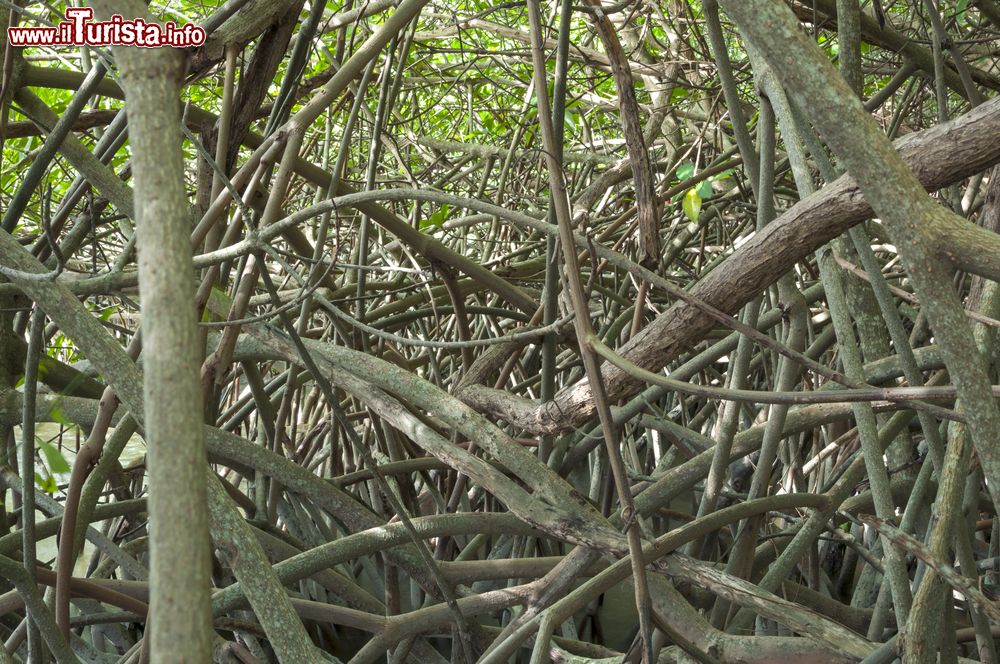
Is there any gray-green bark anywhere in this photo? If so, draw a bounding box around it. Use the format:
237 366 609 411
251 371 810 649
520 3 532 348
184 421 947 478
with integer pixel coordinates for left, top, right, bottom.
88 2 212 659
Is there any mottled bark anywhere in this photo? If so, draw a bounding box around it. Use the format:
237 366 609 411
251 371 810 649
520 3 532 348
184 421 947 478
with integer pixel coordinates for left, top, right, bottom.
88 1 212 659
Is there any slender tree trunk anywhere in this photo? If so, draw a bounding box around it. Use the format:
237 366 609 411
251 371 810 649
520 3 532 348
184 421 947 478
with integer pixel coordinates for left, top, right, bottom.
88 2 213 660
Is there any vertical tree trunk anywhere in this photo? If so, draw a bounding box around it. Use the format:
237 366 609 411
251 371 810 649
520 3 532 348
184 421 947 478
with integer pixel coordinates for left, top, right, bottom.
88 2 212 660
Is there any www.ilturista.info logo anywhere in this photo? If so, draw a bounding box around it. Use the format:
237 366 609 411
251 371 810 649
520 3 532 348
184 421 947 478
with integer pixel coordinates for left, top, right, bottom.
7 7 206 48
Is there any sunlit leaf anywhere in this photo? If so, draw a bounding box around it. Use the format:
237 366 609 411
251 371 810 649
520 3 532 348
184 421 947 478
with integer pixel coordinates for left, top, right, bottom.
34 472 58 495
682 188 702 222
38 438 71 475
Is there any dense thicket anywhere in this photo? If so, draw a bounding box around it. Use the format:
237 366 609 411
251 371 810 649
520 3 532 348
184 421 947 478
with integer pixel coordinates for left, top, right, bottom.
3 0 1000 662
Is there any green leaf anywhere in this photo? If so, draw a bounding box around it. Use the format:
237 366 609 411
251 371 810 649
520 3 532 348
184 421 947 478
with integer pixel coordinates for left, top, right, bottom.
49 402 73 428
957 0 968 23
676 162 695 180
563 110 577 132
34 472 57 495
682 188 702 222
696 179 714 199
38 438 71 475
420 204 451 231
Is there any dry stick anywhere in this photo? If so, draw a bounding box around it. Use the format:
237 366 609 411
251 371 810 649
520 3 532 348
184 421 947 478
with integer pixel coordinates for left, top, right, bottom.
583 0 659 265
203 43 238 261
353 33 399 339
54 333 143 642
524 3 653 663
19 308 44 660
